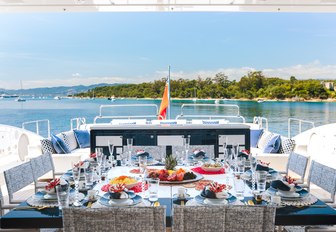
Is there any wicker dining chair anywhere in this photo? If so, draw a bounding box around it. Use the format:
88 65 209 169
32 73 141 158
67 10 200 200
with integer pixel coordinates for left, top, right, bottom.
307 160 336 204
4 161 35 204
62 206 166 232
0 187 17 216
279 152 310 184
172 205 276 232
30 152 57 192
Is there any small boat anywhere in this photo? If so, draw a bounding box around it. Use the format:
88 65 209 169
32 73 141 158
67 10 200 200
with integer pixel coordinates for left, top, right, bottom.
54 96 61 100
15 97 26 102
257 99 264 103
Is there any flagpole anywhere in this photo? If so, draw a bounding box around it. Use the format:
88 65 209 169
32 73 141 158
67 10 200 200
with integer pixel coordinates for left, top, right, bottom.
167 65 171 120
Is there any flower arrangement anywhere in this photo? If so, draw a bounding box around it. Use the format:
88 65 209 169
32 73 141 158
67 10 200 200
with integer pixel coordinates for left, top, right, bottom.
258 160 270 166
45 178 60 193
208 182 227 193
284 176 297 185
90 153 97 159
73 161 85 168
109 184 126 193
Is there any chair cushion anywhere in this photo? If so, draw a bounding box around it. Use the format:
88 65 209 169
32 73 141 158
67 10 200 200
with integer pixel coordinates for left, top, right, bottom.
40 138 56 154
263 134 281 153
73 129 90 148
62 130 78 151
257 131 274 150
279 136 296 154
250 129 264 148
51 134 71 154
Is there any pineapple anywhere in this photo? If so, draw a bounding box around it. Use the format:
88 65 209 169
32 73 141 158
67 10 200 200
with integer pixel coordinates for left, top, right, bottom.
165 155 177 171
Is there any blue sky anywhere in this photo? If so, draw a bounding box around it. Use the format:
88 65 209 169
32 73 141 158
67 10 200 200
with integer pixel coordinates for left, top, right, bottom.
0 12 336 89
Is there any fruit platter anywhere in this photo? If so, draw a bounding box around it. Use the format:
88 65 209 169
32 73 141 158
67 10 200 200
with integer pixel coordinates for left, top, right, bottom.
146 155 203 184
147 168 202 184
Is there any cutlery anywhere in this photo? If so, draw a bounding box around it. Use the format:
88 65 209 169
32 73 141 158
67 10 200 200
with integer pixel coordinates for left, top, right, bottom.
13 206 51 210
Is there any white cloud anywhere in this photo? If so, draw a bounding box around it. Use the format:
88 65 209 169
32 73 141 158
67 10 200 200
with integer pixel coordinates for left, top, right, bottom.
2 61 336 89
155 61 336 81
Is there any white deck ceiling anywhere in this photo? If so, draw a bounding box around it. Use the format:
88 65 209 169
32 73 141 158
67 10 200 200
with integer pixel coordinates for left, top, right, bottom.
0 0 336 13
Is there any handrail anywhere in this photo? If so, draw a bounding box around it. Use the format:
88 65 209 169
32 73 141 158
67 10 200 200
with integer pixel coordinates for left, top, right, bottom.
288 118 315 138
70 117 86 130
22 119 50 138
175 104 245 123
94 104 159 123
253 116 268 131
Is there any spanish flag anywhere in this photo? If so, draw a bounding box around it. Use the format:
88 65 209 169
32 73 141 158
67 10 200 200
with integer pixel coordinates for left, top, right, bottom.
158 82 169 120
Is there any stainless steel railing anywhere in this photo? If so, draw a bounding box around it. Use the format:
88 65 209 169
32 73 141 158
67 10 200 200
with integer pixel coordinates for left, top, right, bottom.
288 118 315 138
22 119 50 138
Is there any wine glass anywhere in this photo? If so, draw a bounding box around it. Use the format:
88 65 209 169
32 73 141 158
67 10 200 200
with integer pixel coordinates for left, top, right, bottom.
250 155 258 193
127 138 133 166
72 165 82 207
183 137 190 165
108 140 114 169
95 147 104 177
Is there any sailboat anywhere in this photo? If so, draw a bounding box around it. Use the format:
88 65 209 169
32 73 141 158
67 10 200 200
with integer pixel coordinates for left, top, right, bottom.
15 80 26 102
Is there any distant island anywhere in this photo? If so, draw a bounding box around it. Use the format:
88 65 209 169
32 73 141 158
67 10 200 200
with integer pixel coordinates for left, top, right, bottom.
75 71 336 101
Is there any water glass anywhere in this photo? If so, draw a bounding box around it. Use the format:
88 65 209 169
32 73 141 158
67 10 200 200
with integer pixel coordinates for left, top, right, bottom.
84 168 94 187
56 185 69 210
234 175 245 200
237 157 245 174
72 166 82 207
139 156 147 174
148 178 160 202
127 138 133 166
256 170 268 192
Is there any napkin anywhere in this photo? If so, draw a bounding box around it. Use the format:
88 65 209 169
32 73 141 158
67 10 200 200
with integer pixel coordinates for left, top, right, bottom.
193 150 206 158
238 151 249 159
256 164 269 172
136 151 150 157
270 180 291 191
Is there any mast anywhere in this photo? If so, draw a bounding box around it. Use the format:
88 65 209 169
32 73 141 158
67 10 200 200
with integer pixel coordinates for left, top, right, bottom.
167 65 171 119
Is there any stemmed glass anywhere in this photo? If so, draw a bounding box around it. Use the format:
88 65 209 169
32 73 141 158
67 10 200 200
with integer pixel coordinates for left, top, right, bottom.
95 147 104 178
250 155 258 193
72 164 82 207
232 143 240 173
138 156 147 197
127 138 133 166
183 137 190 166
108 140 115 169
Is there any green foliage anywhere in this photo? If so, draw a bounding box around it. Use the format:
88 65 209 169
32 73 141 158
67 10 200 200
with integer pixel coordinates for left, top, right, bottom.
74 71 332 100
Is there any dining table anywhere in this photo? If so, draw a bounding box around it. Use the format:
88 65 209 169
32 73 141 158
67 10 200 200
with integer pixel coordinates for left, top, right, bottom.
1 165 336 229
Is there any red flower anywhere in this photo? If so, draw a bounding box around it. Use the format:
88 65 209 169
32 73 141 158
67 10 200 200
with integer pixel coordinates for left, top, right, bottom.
109 184 126 193
209 182 227 193
74 161 84 168
45 178 60 191
284 176 297 185
90 153 96 159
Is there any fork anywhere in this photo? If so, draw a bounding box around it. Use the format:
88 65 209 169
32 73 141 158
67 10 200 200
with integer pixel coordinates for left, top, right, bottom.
13 206 51 210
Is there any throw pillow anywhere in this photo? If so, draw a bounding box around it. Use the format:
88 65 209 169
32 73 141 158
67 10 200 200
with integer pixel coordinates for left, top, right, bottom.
279 136 296 153
250 129 264 148
62 130 78 151
257 131 274 150
73 129 90 148
263 134 281 153
51 134 71 154
41 138 56 154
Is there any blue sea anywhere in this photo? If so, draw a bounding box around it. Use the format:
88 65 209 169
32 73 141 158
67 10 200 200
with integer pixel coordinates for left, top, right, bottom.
1 98 335 138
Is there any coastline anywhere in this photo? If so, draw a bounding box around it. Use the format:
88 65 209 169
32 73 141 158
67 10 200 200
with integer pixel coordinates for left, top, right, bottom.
76 96 336 103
